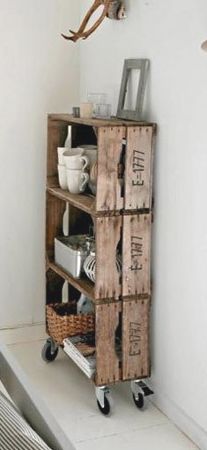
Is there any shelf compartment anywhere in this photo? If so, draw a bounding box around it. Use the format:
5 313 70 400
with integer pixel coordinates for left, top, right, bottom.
47 117 126 214
47 116 156 214
47 211 151 301
122 297 151 381
46 193 93 259
46 196 122 301
47 186 95 216
47 260 95 301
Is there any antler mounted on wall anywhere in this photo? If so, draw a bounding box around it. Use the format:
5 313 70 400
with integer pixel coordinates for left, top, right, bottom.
62 0 126 43
201 40 207 52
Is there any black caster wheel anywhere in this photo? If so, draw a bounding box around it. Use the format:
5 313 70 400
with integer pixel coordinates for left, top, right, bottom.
97 395 111 416
133 393 144 409
41 339 59 362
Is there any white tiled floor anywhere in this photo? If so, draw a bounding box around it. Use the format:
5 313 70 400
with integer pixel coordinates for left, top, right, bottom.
3 336 199 450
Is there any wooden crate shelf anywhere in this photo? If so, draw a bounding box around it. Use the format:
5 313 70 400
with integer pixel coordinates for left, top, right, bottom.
45 113 156 388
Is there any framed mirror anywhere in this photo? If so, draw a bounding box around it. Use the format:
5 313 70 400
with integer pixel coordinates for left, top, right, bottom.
116 59 150 121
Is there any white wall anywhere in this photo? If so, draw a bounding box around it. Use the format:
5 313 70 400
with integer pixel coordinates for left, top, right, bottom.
0 0 80 328
80 1 207 447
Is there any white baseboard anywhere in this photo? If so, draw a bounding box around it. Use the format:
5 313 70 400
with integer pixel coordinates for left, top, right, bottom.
0 323 47 345
151 386 207 450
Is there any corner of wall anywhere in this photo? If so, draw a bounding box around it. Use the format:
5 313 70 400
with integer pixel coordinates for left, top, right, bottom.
150 384 207 450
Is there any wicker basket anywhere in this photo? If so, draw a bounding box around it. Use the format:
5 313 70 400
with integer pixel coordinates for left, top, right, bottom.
46 303 95 345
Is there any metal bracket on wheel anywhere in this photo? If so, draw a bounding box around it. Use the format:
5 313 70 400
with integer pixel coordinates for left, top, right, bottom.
47 338 58 354
95 386 110 408
131 380 154 400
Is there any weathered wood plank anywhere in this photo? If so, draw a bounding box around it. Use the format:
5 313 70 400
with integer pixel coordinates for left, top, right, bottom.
122 214 151 297
48 113 155 128
47 119 67 177
96 127 125 212
46 194 65 258
46 269 65 306
95 216 122 300
122 297 150 380
125 126 155 210
95 302 121 386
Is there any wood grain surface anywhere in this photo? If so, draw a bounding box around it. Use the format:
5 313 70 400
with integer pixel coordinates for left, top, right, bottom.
48 113 155 128
122 214 151 297
46 194 65 258
47 119 67 177
95 301 121 386
96 127 125 212
125 126 155 211
95 215 122 300
122 297 150 380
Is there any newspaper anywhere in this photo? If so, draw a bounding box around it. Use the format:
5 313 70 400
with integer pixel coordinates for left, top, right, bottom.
63 337 96 379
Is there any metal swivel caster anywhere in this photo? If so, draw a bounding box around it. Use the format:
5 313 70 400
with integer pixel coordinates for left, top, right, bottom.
95 386 111 416
131 380 154 410
41 338 59 362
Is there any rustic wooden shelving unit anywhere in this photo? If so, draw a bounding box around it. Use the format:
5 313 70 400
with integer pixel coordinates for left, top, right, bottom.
43 113 156 414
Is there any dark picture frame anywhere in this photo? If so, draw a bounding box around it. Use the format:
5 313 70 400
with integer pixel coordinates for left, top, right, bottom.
116 59 150 121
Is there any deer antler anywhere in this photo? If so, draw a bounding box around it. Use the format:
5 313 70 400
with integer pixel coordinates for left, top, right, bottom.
201 40 207 52
62 0 125 42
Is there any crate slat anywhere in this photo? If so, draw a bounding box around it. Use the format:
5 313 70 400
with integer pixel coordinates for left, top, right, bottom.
95 216 122 300
122 214 151 297
46 269 65 305
125 126 155 211
122 297 150 381
46 194 66 258
96 127 125 212
47 120 67 177
95 302 121 386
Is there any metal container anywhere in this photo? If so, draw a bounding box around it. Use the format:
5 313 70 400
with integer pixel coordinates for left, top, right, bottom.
54 235 88 279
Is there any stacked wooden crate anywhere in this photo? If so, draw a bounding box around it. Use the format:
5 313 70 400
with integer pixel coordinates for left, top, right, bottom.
46 114 156 387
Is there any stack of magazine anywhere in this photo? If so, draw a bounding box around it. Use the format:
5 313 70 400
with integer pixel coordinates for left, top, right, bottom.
63 336 96 379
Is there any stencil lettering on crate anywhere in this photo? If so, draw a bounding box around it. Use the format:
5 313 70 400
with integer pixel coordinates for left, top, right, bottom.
132 149 145 186
129 322 141 356
130 235 143 271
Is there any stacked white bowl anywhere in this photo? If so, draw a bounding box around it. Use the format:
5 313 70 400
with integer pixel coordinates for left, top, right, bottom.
57 145 98 194
57 147 91 194
57 147 68 190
